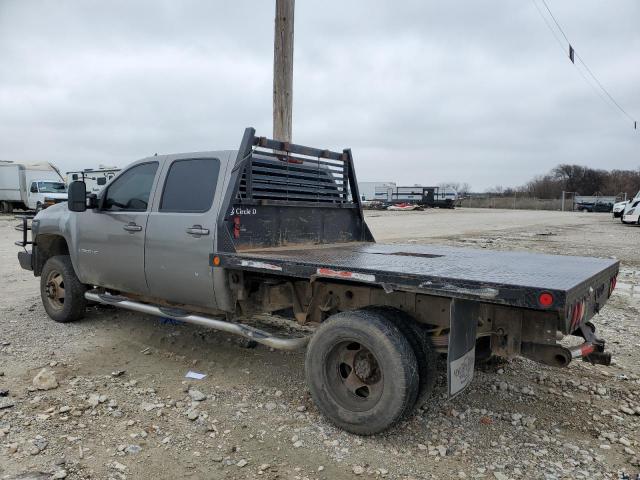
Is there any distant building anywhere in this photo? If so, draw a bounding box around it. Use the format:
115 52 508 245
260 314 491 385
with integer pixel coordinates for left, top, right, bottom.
358 181 396 201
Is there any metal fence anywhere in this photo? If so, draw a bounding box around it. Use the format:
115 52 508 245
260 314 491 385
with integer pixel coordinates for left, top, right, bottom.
458 196 563 211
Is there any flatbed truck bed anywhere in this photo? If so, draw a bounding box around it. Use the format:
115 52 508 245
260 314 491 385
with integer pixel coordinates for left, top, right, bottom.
218 242 618 322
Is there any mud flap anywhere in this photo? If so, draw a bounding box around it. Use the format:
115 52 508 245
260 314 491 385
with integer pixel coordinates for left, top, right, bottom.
447 299 479 398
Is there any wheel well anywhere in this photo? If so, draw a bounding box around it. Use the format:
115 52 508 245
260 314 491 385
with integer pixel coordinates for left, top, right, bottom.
35 234 69 275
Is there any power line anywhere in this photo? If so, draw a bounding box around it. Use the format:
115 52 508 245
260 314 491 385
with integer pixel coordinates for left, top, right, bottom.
539 0 570 44
531 0 613 109
532 0 637 129
540 0 636 123
574 52 636 123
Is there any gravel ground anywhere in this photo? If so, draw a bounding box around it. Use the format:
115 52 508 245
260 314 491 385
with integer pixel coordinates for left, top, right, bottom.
1 208 639 480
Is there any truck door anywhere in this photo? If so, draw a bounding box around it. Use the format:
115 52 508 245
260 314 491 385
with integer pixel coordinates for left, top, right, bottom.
75 161 159 294
28 181 39 209
144 157 222 309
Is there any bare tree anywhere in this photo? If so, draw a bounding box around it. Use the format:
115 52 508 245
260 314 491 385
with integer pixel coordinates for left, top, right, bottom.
522 164 639 199
438 182 471 195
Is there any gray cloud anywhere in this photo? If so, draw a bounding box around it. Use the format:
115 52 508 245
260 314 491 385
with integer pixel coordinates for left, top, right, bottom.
0 0 637 190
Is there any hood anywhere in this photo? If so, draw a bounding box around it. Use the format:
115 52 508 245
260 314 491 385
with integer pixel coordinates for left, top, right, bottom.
34 201 67 219
42 193 68 200
613 201 628 210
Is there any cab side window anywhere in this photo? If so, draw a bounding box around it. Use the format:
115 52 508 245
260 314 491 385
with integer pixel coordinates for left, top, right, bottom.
160 158 220 212
103 162 158 212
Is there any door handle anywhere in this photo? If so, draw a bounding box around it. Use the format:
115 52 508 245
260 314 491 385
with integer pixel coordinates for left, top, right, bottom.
186 225 210 236
123 223 142 232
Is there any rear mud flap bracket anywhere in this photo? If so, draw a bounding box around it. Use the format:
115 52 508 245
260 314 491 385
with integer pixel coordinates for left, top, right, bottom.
447 299 479 398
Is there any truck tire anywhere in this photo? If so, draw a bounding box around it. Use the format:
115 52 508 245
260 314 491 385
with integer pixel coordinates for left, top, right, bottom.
0 201 12 214
305 309 419 435
364 306 437 410
40 255 88 323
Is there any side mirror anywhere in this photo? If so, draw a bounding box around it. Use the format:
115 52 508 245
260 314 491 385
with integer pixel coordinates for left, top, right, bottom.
68 181 87 212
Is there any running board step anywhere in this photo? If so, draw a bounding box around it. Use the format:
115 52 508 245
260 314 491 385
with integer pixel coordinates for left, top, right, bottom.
84 291 310 351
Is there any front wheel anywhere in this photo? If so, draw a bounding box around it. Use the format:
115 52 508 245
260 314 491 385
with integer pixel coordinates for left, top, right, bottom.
40 255 88 323
305 309 419 435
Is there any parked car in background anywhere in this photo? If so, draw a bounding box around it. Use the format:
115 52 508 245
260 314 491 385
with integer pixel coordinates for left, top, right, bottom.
622 198 640 225
575 201 594 212
621 191 640 224
612 200 629 218
575 200 613 213
593 201 613 213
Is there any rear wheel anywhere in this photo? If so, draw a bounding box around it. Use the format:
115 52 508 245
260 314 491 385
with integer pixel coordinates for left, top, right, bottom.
40 255 88 323
365 307 437 409
305 309 419 435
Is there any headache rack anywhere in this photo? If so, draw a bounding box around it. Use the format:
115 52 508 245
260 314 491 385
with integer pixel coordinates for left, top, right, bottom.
235 132 360 206
217 128 374 252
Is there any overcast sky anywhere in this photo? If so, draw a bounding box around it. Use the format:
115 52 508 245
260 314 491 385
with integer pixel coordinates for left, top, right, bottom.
0 1 638 191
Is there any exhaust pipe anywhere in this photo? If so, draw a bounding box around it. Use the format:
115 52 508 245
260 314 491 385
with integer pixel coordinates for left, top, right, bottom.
85 291 309 351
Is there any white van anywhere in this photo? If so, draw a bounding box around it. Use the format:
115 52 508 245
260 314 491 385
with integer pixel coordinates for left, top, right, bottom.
621 191 640 225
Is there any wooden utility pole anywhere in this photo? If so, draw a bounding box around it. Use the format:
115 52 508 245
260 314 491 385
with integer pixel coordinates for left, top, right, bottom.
273 0 294 142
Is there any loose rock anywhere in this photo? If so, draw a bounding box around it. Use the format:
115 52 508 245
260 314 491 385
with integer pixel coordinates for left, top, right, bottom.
188 389 207 401
32 368 58 390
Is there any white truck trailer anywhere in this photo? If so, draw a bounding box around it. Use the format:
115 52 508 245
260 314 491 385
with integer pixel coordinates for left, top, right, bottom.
375 184 459 208
66 167 121 194
0 161 67 213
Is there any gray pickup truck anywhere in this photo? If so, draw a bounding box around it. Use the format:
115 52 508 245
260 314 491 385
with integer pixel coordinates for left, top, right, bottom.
16 128 619 435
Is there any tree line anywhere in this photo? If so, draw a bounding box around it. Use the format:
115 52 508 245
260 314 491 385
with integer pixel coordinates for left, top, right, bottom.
486 165 640 199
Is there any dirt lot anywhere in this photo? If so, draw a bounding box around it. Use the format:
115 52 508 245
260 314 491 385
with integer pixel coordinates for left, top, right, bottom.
1 208 639 480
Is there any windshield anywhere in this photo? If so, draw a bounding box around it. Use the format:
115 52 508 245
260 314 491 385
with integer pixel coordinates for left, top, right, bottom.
37 181 67 193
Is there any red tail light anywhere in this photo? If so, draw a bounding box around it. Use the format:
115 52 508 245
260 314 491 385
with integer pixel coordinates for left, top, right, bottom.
538 292 554 307
233 216 241 239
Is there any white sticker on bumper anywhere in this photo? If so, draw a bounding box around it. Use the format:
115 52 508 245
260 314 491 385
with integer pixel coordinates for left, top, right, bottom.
240 260 283 271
